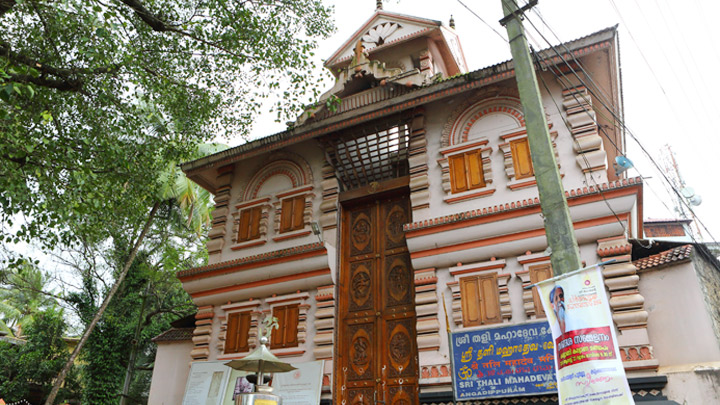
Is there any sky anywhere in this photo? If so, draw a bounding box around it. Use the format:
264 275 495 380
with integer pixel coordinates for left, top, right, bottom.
244 0 720 244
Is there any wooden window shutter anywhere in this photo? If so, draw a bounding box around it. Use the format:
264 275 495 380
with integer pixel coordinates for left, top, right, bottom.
291 196 304 230
280 196 305 233
449 154 468 193
460 277 482 327
238 206 262 242
479 273 501 324
249 206 261 240
238 209 251 241
529 264 553 318
270 304 300 349
449 151 486 194
226 312 240 353
225 312 251 354
283 304 299 347
460 273 500 326
510 138 534 179
466 150 486 189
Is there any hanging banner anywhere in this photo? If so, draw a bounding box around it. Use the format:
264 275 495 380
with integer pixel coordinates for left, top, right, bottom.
537 265 634 405
449 322 557 400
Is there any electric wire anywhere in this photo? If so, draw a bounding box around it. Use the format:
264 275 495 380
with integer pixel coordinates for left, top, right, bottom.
456 0 509 43
499 0 631 236
513 0 720 246
531 47 629 236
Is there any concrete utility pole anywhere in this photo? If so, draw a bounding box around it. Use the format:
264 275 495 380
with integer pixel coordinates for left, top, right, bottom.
500 0 582 275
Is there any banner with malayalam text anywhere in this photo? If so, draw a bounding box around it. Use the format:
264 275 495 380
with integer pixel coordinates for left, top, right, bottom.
537 265 634 404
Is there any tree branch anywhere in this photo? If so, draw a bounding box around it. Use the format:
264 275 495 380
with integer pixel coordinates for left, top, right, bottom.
44 201 161 405
0 41 121 91
117 0 254 61
0 0 16 17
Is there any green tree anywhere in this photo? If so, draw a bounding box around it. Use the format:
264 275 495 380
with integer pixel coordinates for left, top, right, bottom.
0 0 334 251
0 307 80 404
0 1 333 403
0 262 58 337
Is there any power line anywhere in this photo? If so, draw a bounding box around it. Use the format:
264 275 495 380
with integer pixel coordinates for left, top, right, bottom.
455 0 509 43
514 0 720 246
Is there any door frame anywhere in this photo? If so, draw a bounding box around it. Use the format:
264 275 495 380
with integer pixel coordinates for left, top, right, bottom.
333 176 415 404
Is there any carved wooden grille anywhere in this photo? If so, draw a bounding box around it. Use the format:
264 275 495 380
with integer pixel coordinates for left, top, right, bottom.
323 116 411 191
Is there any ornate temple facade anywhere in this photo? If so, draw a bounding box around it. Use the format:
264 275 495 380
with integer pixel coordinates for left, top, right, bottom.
148 8 720 405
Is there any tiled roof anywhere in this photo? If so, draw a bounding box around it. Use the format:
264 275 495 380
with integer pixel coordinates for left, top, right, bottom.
404 177 642 232
644 218 692 224
633 245 693 270
152 327 194 343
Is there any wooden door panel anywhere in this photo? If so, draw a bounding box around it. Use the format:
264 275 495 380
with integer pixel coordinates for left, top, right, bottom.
349 259 374 313
388 386 414 405
383 253 413 308
347 388 373 405
350 207 374 257
346 322 375 383
338 193 418 404
382 199 409 251
383 317 417 381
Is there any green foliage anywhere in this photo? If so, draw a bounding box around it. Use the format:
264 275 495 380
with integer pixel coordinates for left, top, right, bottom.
0 307 80 403
0 0 334 252
0 261 57 337
325 94 342 113
67 208 204 404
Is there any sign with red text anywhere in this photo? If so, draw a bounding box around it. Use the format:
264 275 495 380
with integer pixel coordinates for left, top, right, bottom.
537 265 634 404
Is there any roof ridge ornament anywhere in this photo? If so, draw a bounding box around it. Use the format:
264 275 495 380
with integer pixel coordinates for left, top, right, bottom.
376 0 383 11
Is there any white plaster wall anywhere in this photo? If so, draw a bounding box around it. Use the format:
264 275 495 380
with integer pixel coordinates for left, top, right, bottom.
428 241 603 365
148 341 194 405
218 140 327 264
663 366 720 405
419 77 595 226
639 262 720 366
205 289 322 367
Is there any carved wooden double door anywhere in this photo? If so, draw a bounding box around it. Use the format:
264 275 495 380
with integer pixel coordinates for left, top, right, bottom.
336 193 418 404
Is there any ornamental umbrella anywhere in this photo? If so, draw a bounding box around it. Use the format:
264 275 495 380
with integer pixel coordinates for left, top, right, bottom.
224 337 296 394
224 343 297 373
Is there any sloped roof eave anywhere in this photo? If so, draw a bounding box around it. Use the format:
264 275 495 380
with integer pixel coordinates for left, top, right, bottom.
181 26 618 190
324 10 443 68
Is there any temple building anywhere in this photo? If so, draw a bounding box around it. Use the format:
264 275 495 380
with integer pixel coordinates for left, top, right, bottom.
148 6 720 405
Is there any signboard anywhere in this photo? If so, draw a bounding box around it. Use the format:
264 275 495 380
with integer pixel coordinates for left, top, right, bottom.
450 322 557 400
273 360 325 405
182 361 232 405
537 265 633 405
222 369 252 405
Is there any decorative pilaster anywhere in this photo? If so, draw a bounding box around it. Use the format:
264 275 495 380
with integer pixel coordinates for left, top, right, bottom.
562 86 608 185
418 50 434 78
408 108 430 214
313 285 335 360
597 236 658 370
319 162 339 230
191 305 214 361
414 268 440 351
207 165 234 256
